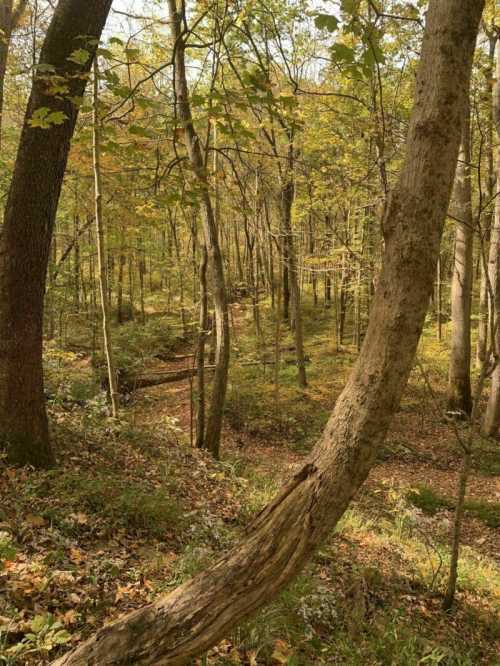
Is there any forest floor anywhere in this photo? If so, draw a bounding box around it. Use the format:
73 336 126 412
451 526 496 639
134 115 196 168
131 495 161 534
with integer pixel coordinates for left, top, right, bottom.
0 300 499 665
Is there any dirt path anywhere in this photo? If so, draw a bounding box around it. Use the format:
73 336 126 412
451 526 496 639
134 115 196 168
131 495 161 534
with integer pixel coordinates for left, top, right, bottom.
126 336 499 564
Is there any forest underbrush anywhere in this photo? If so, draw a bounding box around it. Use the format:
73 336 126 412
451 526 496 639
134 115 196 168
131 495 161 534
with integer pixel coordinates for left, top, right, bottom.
0 300 499 665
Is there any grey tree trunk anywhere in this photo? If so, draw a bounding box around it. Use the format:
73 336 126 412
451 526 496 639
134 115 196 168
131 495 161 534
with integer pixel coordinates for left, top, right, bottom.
281 163 307 388
168 0 230 459
196 246 208 449
482 39 500 437
92 59 119 418
436 254 442 341
447 101 473 416
476 33 497 367
52 1 483 663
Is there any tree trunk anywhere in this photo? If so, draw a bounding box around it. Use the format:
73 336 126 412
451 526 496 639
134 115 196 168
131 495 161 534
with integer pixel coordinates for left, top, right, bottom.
0 0 28 147
436 253 442 341
281 169 307 388
482 39 500 437
196 246 208 449
476 34 497 367
282 243 290 322
53 2 482 663
168 0 230 459
447 101 473 416
0 3 11 149
92 59 119 418
117 226 125 324
73 215 81 310
0 0 113 467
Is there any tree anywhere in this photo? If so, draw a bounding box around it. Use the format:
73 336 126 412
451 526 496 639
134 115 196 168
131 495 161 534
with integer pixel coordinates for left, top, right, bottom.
482 37 500 437
52 1 484 663
0 0 28 146
447 100 473 416
476 25 498 367
0 0 113 468
168 0 230 458
92 58 119 418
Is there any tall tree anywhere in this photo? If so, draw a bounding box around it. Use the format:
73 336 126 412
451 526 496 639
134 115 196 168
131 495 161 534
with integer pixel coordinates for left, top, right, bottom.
0 0 28 146
53 1 483 663
447 100 473 416
476 27 498 367
168 0 230 458
482 38 500 437
92 58 119 417
0 0 113 468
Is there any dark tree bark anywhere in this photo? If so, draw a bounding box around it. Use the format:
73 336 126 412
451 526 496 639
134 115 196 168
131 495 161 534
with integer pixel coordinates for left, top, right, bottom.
0 0 113 467
52 1 483 663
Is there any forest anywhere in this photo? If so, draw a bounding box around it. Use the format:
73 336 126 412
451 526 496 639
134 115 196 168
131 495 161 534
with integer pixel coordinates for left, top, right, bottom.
0 0 498 664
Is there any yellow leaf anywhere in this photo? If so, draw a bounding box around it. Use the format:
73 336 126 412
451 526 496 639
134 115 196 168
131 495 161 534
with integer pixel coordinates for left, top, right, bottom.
69 547 84 564
272 639 292 665
25 514 46 528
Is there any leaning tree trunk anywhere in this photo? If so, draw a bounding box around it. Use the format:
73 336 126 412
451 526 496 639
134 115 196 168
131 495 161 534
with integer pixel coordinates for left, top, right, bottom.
53 1 483 663
0 0 113 468
447 100 473 416
168 0 230 459
482 39 500 437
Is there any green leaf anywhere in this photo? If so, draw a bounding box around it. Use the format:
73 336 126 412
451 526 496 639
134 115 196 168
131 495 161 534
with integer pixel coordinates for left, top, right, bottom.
128 124 155 138
34 63 56 73
314 13 339 32
96 47 114 59
330 43 356 63
125 47 140 60
191 93 206 107
341 0 358 14
53 629 72 645
31 614 49 634
111 84 133 99
28 107 68 129
67 48 91 65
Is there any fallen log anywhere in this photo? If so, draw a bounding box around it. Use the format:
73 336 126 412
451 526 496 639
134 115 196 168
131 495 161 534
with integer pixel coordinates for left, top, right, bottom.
117 357 311 392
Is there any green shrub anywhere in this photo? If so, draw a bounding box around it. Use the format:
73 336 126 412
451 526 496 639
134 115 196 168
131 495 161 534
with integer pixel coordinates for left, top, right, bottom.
225 369 328 447
95 317 179 377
